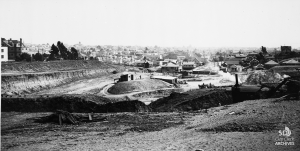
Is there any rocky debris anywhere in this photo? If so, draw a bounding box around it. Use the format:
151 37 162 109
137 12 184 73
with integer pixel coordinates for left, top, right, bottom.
244 71 282 85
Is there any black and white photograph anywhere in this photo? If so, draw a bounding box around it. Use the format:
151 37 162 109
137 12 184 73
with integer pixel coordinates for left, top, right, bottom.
1 0 300 150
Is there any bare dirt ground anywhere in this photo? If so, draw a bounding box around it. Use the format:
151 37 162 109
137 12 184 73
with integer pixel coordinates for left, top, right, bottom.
2 98 300 151
32 72 153 96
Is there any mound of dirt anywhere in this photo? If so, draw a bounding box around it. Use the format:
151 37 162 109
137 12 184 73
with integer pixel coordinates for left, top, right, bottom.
244 70 282 85
149 89 233 112
193 98 300 135
1 94 148 113
108 79 172 94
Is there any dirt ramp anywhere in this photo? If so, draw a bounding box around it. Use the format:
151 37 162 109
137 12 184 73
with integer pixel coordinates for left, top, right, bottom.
150 89 233 112
1 95 148 113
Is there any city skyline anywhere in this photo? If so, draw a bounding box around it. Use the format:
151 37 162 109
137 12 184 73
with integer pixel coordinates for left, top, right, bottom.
1 0 300 47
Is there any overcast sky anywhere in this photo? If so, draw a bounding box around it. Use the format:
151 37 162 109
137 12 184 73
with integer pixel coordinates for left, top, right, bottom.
1 0 300 47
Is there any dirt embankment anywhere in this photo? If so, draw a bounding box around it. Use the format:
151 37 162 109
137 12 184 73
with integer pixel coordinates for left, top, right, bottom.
132 88 184 98
1 61 126 95
150 89 233 112
108 79 172 94
1 60 122 73
1 94 148 113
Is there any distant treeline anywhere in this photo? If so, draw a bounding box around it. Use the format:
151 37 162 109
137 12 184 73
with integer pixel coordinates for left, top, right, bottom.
15 41 80 62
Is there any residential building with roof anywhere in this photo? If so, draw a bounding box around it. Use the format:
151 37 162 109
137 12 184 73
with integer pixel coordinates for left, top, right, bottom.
229 64 243 72
1 38 24 61
164 59 177 64
192 57 204 66
177 56 186 60
224 57 241 66
282 59 300 65
247 52 258 57
224 57 243 72
161 62 180 73
151 75 178 84
182 62 196 70
264 60 279 69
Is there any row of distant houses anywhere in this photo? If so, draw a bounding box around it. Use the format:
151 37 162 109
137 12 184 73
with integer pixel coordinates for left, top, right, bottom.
222 47 300 72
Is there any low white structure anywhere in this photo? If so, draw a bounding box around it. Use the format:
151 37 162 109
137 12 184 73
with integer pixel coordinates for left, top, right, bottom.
1 47 8 61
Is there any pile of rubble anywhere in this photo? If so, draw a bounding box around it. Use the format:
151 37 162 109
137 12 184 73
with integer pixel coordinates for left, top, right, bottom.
244 71 282 85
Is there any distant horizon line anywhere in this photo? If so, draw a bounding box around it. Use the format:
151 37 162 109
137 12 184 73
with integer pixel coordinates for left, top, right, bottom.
21 42 300 49
2 37 299 48
24 43 300 49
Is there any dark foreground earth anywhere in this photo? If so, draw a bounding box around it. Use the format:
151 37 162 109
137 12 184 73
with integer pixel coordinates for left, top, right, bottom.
2 98 300 151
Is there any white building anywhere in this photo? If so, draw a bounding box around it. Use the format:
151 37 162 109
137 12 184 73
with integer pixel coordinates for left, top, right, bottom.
1 47 8 61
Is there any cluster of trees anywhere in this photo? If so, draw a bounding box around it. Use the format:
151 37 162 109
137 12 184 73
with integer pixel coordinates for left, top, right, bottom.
15 52 49 62
275 51 300 60
239 56 260 68
15 53 32 62
48 41 79 61
15 41 79 62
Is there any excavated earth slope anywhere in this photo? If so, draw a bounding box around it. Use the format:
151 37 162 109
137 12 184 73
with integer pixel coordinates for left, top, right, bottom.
1 61 126 95
1 94 148 113
150 89 233 112
1 60 121 73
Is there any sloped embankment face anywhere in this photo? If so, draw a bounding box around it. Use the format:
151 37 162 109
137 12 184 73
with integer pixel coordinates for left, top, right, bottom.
149 89 232 112
2 69 109 95
1 61 125 95
1 60 123 73
1 95 148 113
108 79 172 94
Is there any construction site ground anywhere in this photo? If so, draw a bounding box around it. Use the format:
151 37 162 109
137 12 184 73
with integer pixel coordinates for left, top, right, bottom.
2 61 300 150
2 98 300 151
